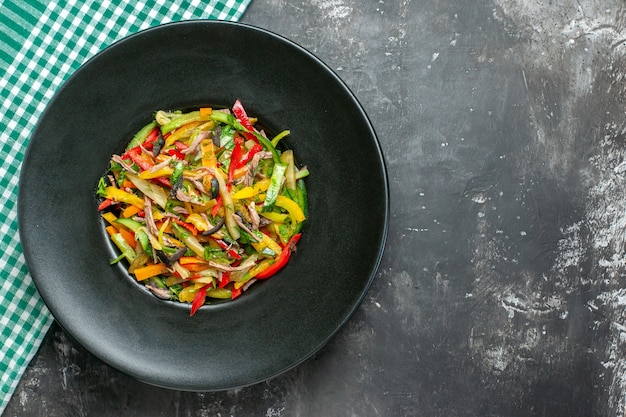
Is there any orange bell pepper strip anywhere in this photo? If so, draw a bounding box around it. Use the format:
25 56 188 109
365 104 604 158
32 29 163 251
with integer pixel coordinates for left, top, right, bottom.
133 263 169 282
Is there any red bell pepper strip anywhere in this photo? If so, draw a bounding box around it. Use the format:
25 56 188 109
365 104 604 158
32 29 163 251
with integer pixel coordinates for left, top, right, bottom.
190 285 207 316
211 195 223 217
232 99 259 144
231 286 242 300
142 127 160 149
215 239 242 260
174 141 188 151
255 233 301 279
174 219 198 236
219 272 231 288
228 136 245 182
98 199 114 211
239 143 263 166
167 148 186 160
121 127 160 158
126 148 154 172
125 148 171 187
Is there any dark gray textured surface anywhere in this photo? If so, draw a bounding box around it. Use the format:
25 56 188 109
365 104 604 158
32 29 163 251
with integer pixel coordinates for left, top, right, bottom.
7 0 626 415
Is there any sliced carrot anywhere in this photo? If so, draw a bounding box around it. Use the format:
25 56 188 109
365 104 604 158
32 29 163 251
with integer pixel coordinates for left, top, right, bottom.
199 107 213 117
122 178 136 189
178 256 208 265
105 225 118 237
133 263 168 281
121 204 142 218
118 227 136 249
201 139 217 170
185 263 211 272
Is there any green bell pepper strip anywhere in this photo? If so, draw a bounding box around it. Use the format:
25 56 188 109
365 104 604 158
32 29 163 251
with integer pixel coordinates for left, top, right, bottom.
125 121 158 151
210 110 282 164
206 288 233 299
295 167 310 180
110 233 137 264
263 162 287 212
114 217 142 231
271 129 290 147
291 179 308 234
114 218 151 253
160 111 210 135
170 160 184 196
172 222 205 259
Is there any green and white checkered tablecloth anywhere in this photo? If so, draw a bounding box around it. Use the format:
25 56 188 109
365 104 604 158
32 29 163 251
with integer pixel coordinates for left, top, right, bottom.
0 0 251 412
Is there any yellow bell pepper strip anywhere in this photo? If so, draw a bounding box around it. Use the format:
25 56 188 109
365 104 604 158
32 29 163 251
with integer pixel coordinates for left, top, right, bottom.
275 195 306 223
251 232 282 257
247 258 274 279
133 263 168 282
101 211 119 226
255 233 301 279
163 120 203 148
186 213 209 232
138 166 173 180
178 285 198 303
232 178 271 200
104 186 144 208
125 120 158 151
260 211 289 223
262 162 287 212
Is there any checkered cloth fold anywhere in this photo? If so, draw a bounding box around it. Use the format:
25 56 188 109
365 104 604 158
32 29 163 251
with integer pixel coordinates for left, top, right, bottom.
0 0 251 412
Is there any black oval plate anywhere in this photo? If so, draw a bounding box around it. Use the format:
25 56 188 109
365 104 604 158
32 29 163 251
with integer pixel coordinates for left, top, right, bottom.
18 21 388 391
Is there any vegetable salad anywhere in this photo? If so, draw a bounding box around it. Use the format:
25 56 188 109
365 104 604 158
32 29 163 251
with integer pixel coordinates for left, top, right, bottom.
97 100 308 315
